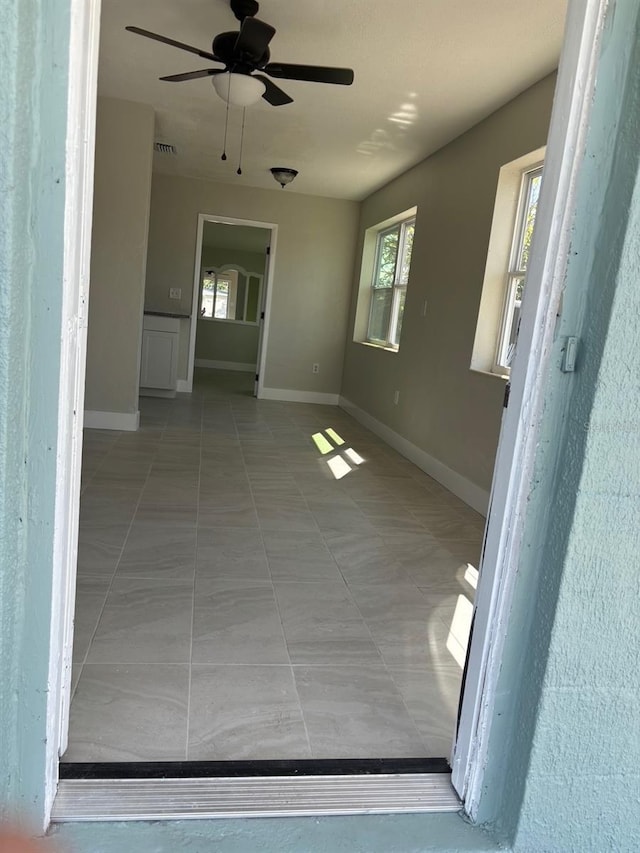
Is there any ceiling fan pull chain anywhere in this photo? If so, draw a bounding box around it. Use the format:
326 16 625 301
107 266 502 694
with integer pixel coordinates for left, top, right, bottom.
221 74 231 160
237 107 247 175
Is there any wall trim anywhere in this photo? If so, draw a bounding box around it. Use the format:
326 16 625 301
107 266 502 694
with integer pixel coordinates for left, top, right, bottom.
176 379 190 393
260 387 340 406
339 397 489 516
83 410 140 432
195 359 256 373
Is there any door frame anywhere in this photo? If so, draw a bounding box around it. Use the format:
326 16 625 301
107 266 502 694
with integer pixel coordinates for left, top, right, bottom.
185 214 278 396
46 0 608 827
44 0 102 820
450 0 609 813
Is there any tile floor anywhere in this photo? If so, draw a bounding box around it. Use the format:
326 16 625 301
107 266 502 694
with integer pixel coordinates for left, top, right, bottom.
64 369 484 763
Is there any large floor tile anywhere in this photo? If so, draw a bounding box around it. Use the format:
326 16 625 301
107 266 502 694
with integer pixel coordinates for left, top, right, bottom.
389 667 462 756
116 523 196 578
262 530 343 582
274 581 382 665
87 578 193 663
72 577 111 663
188 665 310 760
64 663 189 761
192 580 289 664
196 527 269 578
76 523 129 576
255 497 319 532
293 665 428 758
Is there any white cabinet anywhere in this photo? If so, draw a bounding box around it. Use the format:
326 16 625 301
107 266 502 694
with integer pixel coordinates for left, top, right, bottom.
140 314 180 396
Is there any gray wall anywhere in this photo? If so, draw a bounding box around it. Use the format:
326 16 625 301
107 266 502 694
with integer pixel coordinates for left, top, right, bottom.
144 175 359 393
84 97 154 415
341 74 556 496
195 247 265 366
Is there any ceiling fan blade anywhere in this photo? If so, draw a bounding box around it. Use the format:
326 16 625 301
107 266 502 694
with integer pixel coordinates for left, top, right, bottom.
159 69 224 82
254 75 293 106
126 26 222 64
234 17 275 61
265 63 354 86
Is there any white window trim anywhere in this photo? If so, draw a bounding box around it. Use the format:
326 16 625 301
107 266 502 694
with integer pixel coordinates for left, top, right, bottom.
46 0 607 830
471 148 546 379
353 206 417 350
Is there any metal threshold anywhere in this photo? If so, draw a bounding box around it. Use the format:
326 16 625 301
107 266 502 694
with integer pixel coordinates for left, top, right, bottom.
52 773 461 822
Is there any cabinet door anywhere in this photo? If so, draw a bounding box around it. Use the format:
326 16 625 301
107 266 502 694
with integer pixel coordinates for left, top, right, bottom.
140 330 178 389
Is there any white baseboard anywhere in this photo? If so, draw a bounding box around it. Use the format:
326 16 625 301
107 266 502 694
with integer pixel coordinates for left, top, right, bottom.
260 387 340 406
84 409 139 432
339 397 489 516
176 379 190 393
195 359 256 373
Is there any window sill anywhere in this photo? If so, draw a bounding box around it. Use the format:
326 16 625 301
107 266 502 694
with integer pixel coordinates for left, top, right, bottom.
469 367 509 381
357 340 399 354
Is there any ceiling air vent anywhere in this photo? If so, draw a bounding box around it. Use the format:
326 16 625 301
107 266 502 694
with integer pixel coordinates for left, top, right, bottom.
154 142 176 155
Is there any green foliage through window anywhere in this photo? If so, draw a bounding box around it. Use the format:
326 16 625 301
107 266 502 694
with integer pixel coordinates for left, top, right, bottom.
367 216 416 348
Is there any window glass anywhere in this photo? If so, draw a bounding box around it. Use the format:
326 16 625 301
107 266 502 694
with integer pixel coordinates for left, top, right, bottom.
399 222 414 285
374 227 400 288
496 167 543 370
367 216 416 349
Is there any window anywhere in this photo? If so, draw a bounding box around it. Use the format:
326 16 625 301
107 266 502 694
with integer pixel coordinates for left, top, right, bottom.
367 216 415 348
471 148 545 377
495 166 543 370
200 268 239 320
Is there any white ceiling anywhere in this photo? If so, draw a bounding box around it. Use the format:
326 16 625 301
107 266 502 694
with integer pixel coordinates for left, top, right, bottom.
98 0 568 201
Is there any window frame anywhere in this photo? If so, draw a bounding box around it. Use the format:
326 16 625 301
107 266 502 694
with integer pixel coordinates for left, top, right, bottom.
493 165 544 373
366 216 415 349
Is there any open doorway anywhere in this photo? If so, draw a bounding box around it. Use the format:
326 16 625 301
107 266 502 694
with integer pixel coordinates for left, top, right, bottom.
185 216 277 397
45 0 600 824
192 221 271 391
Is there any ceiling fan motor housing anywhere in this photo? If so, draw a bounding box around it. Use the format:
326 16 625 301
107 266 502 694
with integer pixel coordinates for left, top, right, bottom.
230 0 260 22
213 30 270 68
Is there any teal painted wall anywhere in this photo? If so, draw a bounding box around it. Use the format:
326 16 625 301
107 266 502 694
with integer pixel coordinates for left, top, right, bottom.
0 0 70 827
2 0 640 849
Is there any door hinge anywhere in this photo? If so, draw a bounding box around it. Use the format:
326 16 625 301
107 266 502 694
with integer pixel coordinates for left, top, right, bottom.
260 311 265 320
266 246 271 255
255 374 259 382
503 381 511 409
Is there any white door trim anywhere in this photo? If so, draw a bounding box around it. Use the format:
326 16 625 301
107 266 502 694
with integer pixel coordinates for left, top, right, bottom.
186 214 278 395
451 0 609 817
45 0 102 826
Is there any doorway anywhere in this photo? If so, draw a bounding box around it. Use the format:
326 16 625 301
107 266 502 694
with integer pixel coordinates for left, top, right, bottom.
185 215 277 397
46 0 604 820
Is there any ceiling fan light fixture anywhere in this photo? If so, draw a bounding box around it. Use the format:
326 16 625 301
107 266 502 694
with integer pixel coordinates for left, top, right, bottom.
270 167 298 188
213 72 265 106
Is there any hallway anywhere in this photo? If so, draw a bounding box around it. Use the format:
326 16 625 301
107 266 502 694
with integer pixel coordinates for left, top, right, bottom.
65 369 483 763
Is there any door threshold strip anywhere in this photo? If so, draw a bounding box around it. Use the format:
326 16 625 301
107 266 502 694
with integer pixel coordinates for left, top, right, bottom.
52 773 461 821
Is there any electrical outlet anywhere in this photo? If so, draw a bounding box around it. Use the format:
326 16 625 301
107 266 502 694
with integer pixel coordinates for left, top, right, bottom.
393 390 400 405
169 288 181 300
312 363 320 374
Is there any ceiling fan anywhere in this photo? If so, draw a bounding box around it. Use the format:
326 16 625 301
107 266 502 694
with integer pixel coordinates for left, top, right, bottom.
126 0 355 108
